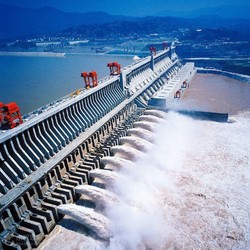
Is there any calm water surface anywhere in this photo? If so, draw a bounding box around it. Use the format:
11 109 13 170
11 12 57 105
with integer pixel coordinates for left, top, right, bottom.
0 53 133 114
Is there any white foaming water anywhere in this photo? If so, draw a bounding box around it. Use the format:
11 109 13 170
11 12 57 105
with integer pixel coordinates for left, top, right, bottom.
57 204 112 240
133 121 157 132
106 111 250 249
144 109 167 119
119 136 153 152
103 165 118 171
75 185 120 207
139 114 165 123
101 156 136 169
111 145 145 160
90 169 120 184
42 110 250 250
127 128 155 142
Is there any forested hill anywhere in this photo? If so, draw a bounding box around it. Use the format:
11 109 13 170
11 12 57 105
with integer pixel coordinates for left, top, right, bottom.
0 4 134 39
0 3 249 40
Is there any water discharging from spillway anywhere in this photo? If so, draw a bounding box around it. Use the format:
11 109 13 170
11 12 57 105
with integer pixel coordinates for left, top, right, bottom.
75 185 120 207
105 111 250 250
89 169 120 184
101 156 136 170
144 109 167 119
139 114 165 123
132 121 157 132
42 110 250 250
57 204 112 240
119 136 153 152
127 128 155 142
110 145 145 160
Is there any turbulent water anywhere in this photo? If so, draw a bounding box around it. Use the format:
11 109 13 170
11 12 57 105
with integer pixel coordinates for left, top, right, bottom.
89 169 120 184
132 121 157 132
119 137 153 151
75 185 120 208
57 204 112 240
110 145 146 160
139 114 165 123
40 110 250 250
104 111 250 249
101 156 136 169
39 75 250 250
127 128 155 143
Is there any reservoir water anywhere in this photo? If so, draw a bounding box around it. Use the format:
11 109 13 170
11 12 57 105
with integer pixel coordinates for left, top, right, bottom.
0 53 133 114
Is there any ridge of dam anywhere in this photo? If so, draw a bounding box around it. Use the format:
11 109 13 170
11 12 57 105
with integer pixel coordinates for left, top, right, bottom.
0 45 201 249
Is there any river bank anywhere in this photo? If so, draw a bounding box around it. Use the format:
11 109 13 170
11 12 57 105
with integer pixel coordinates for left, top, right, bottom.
0 51 66 57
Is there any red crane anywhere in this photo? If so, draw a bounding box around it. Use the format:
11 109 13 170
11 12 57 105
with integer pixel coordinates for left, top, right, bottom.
0 102 23 129
107 62 121 75
150 46 156 55
88 71 98 87
81 71 98 89
162 42 168 50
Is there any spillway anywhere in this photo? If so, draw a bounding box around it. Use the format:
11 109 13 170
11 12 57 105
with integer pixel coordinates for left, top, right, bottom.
0 45 202 249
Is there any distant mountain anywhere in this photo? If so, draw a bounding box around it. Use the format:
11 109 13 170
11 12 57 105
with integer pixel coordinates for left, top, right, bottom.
0 4 249 40
189 5 250 19
155 5 250 19
0 4 134 39
70 15 250 40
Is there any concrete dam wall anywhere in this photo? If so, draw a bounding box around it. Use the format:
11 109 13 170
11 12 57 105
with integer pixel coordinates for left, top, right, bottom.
0 46 197 249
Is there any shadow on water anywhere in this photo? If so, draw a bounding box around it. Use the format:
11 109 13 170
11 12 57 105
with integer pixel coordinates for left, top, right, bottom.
166 109 229 122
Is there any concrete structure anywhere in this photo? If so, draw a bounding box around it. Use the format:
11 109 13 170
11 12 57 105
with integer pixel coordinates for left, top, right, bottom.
0 45 193 249
148 62 196 107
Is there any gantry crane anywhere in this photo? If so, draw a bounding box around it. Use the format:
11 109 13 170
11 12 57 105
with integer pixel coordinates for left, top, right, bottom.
81 71 98 89
150 46 156 55
107 62 121 76
0 102 23 129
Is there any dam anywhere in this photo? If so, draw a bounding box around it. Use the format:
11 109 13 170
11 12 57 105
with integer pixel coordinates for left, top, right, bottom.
0 44 222 249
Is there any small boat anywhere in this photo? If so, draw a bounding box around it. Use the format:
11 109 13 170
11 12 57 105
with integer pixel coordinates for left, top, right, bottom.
95 47 108 53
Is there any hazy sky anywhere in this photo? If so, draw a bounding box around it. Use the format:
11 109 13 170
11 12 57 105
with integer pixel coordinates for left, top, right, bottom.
1 0 249 16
